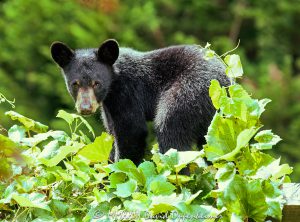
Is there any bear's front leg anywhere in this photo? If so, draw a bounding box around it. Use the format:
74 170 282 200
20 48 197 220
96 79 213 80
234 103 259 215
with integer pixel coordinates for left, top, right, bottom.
112 118 148 165
102 108 148 165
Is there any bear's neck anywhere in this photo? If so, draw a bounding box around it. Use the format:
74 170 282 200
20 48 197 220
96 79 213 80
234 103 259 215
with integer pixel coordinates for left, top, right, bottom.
103 48 157 121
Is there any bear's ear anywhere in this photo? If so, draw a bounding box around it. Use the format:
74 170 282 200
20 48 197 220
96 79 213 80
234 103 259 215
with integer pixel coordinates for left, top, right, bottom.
50 42 74 68
97 39 119 65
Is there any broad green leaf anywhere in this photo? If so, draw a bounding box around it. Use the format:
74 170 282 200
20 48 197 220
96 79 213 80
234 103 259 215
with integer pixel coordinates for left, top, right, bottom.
132 192 148 202
150 180 176 195
109 172 127 188
21 130 68 147
205 114 258 162
124 193 151 212
160 148 179 170
8 125 26 143
257 98 272 117
209 79 225 109
16 175 37 192
114 179 137 198
184 190 202 205
175 151 202 173
109 159 145 185
39 142 84 167
219 175 268 221
0 134 23 157
224 54 243 78
83 202 110 222
38 140 60 159
262 181 283 220
138 161 156 178
93 188 112 203
251 130 282 150
149 193 182 215
5 111 48 133
12 193 51 211
110 159 137 172
215 162 236 183
252 151 275 169
167 175 192 184
47 130 69 142
123 200 149 212
72 170 90 188
78 116 95 138
253 158 293 181
56 110 75 125
217 127 258 161
0 182 17 204
228 84 251 100
72 174 86 188
175 203 224 219
49 199 69 218
138 161 160 188
236 147 257 176
231 213 244 222
57 110 95 137
70 155 91 172
77 133 113 163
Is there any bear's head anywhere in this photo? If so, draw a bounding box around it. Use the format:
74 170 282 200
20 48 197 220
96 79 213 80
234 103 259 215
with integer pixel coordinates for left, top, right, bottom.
50 39 119 115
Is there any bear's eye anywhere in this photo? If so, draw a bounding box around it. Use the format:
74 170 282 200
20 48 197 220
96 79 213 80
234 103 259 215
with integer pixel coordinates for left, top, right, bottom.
93 81 101 88
71 80 80 89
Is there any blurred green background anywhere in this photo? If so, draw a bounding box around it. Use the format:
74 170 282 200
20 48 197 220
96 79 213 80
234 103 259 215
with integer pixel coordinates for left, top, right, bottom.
0 0 300 181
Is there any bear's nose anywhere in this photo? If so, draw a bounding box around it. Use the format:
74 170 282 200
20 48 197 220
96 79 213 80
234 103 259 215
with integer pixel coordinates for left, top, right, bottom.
80 103 93 115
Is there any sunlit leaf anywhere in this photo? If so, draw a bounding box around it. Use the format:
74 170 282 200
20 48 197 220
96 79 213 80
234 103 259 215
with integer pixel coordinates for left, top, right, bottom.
5 111 48 133
12 193 51 211
251 130 282 150
114 179 137 198
224 54 243 78
77 132 113 163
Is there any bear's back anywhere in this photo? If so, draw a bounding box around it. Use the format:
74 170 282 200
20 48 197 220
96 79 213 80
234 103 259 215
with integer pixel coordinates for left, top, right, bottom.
115 45 227 89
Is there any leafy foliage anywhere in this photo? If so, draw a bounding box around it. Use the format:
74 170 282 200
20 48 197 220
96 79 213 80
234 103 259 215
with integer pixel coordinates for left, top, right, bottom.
0 52 293 221
0 0 300 180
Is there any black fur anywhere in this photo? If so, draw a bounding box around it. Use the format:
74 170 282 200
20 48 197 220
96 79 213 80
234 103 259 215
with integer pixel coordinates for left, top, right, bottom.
51 39 230 164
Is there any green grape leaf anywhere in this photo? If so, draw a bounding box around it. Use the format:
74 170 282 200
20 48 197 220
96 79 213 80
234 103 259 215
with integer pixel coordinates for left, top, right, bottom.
167 175 193 185
254 158 293 180
224 54 243 78
150 180 176 195
5 111 48 133
39 142 84 167
109 159 145 185
219 175 268 221
114 179 137 198
209 79 226 109
149 193 182 215
56 110 95 137
77 132 113 163
205 114 258 162
56 110 75 125
175 150 202 173
109 172 127 188
251 130 282 150
12 193 51 211
261 181 283 220
8 125 26 143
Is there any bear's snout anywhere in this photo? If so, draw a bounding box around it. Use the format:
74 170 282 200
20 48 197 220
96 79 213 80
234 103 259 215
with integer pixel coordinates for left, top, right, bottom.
75 87 100 115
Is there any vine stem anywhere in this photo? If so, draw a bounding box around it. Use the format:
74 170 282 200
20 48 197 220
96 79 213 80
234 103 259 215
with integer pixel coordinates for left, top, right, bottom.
0 93 15 108
13 208 29 222
220 39 240 58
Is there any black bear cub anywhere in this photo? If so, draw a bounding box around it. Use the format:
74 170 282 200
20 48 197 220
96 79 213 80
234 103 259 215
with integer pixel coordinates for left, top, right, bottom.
51 39 230 164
